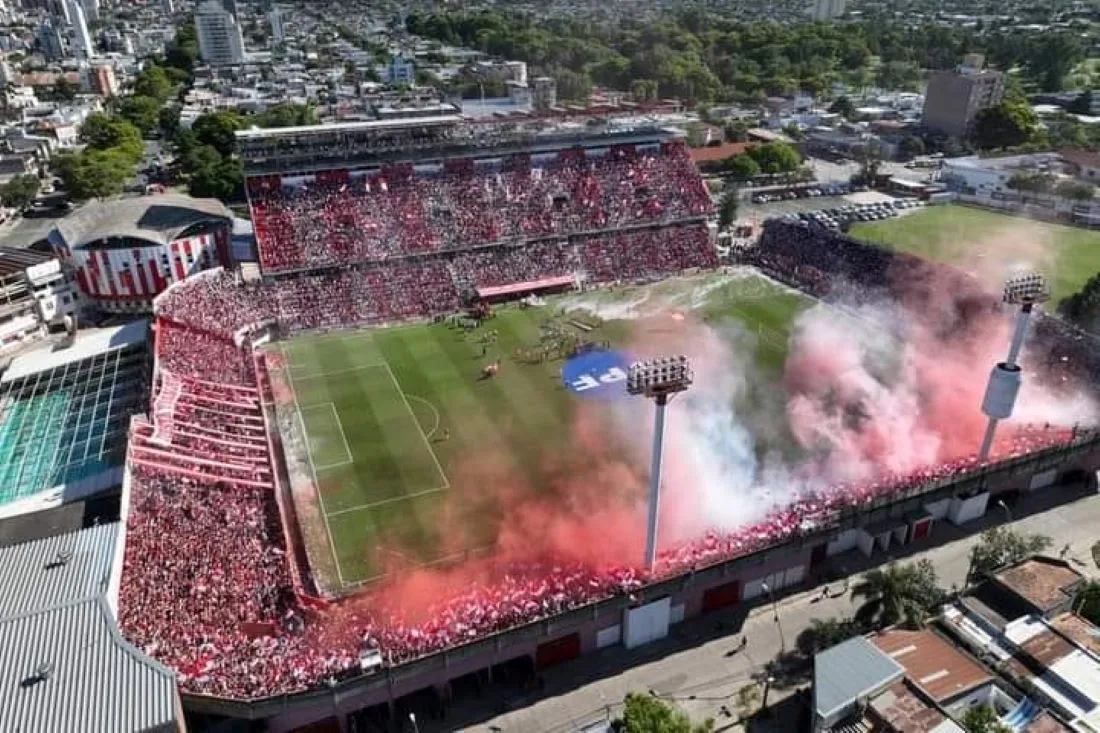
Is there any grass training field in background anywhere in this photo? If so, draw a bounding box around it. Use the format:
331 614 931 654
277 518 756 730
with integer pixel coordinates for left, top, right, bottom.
273 272 811 590
849 204 1100 307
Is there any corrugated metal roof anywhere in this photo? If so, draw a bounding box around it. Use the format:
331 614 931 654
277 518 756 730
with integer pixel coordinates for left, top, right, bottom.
53 193 231 249
0 523 179 732
815 636 905 719
0 523 117 618
0 598 177 733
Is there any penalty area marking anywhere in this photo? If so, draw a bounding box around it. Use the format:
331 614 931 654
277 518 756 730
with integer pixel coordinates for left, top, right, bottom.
281 344 350 589
404 394 441 439
325 485 447 517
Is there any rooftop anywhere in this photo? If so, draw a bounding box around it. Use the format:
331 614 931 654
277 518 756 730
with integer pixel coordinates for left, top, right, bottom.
815 635 905 720
0 246 53 280
871 628 992 703
52 194 231 250
868 678 959 732
0 524 178 733
995 558 1082 613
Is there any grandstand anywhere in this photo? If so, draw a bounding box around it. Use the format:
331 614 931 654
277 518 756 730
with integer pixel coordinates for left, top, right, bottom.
110 118 1100 731
0 321 147 514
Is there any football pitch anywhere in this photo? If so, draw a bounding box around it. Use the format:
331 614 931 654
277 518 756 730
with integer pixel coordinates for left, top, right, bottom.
274 272 810 591
850 204 1100 307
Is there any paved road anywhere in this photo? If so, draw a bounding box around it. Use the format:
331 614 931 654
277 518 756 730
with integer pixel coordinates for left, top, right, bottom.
427 484 1100 733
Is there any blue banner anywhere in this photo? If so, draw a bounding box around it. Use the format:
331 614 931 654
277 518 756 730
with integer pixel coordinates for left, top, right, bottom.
562 349 630 400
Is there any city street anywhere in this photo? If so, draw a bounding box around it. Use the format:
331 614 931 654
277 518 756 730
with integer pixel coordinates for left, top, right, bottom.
429 483 1100 733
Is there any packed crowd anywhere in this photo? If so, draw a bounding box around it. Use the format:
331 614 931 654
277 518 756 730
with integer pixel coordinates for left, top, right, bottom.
748 220 1100 386
250 143 712 272
118 208 1099 702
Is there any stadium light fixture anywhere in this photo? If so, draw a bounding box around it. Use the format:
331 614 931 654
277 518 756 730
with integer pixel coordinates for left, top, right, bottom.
627 356 693 570
979 273 1049 460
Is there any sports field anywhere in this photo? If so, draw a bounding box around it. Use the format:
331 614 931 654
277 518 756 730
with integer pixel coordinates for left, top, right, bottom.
273 272 811 590
850 204 1100 307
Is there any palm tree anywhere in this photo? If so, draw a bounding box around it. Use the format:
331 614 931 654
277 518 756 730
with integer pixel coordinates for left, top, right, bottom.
852 560 943 629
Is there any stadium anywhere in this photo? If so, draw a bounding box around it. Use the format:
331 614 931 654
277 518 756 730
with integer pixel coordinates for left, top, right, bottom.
111 116 1100 731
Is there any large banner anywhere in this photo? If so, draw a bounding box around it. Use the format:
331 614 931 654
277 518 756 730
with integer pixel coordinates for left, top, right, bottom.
562 349 629 401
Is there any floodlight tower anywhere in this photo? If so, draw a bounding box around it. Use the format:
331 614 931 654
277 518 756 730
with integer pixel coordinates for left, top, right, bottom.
978 273 1050 461
627 355 693 570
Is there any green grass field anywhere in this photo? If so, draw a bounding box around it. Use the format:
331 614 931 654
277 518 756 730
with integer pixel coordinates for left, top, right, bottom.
274 272 810 590
850 205 1100 307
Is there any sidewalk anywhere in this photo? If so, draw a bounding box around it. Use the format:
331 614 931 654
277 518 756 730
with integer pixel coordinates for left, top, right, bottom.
435 486 1100 733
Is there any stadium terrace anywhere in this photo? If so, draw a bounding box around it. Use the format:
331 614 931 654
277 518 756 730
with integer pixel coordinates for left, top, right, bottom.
112 120 1100 730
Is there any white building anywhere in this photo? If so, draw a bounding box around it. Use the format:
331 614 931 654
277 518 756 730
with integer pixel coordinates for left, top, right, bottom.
268 7 283 44
195 0 245 66
812 0 846 21
65 0 94 59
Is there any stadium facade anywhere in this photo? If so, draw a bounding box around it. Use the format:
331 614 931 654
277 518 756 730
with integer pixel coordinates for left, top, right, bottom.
100 117 1100 732
47 194 233 313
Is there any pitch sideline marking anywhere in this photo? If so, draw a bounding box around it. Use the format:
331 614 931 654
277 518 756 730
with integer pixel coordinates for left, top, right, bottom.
404 394 441 439
381 361 451 491
292 362 389 382
282 345 349 588
324 485 447 517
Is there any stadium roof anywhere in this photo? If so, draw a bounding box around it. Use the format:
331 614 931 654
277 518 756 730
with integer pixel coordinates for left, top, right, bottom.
0 523 179 733
234 115 463 140
52 194 231 249
0 322 148 513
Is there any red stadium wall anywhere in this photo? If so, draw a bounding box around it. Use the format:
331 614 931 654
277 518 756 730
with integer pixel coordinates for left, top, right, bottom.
54 225 231 313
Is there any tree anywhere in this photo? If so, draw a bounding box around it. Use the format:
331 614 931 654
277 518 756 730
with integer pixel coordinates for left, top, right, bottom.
133 64 173 102
54 149 134 201
1058 274 1100 335
829 96 855 120
725 153 761 179
118 96 162 137
748 142 801 174
158 106 181 139
1054 179 1095 201
1026 33 1084 92
1074 581 1100 627
968 527 1052 580
164 22 199 75
852 560 944 629
191 111 244 157
185 146 243 202
80 113 144 162
52 76 76 102
898 136 925 160
254 103 318 128
1007 171 1055 193
616 693 714 733
961 705 1011 733
970 102 1038 151
723 120 749 143
796 617 864 656
0 174 39 210
718 187 739 229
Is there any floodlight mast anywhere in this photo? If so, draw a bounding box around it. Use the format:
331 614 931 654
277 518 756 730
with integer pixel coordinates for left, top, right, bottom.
627 356 693 570
978 274 1050 461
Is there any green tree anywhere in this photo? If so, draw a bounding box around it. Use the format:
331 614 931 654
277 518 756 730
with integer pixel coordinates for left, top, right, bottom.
796 617 864 656
829 96 855 119
725 153 761 179
1074 581 1100 626
748 142 801 174
186 145 243 201
1027 33 1084 92
255 103 318 128
898 136 925 160
852 560 944 629
1007 171 1056 193
158 105 181 139
616 693 714 733
718 187 739 229
133 64 173 102
54 149 134 201
1054 179 1095 201
723 120 749 143
191 111 244 156
968 527 1052 580
117 95 162 137
164 22 199 75
80 113 144 162
1068 91 1093 116
0 174 39 210
1058 274 1100 335
970 102 1039 151
961 704 1011 733
52 76 76 102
